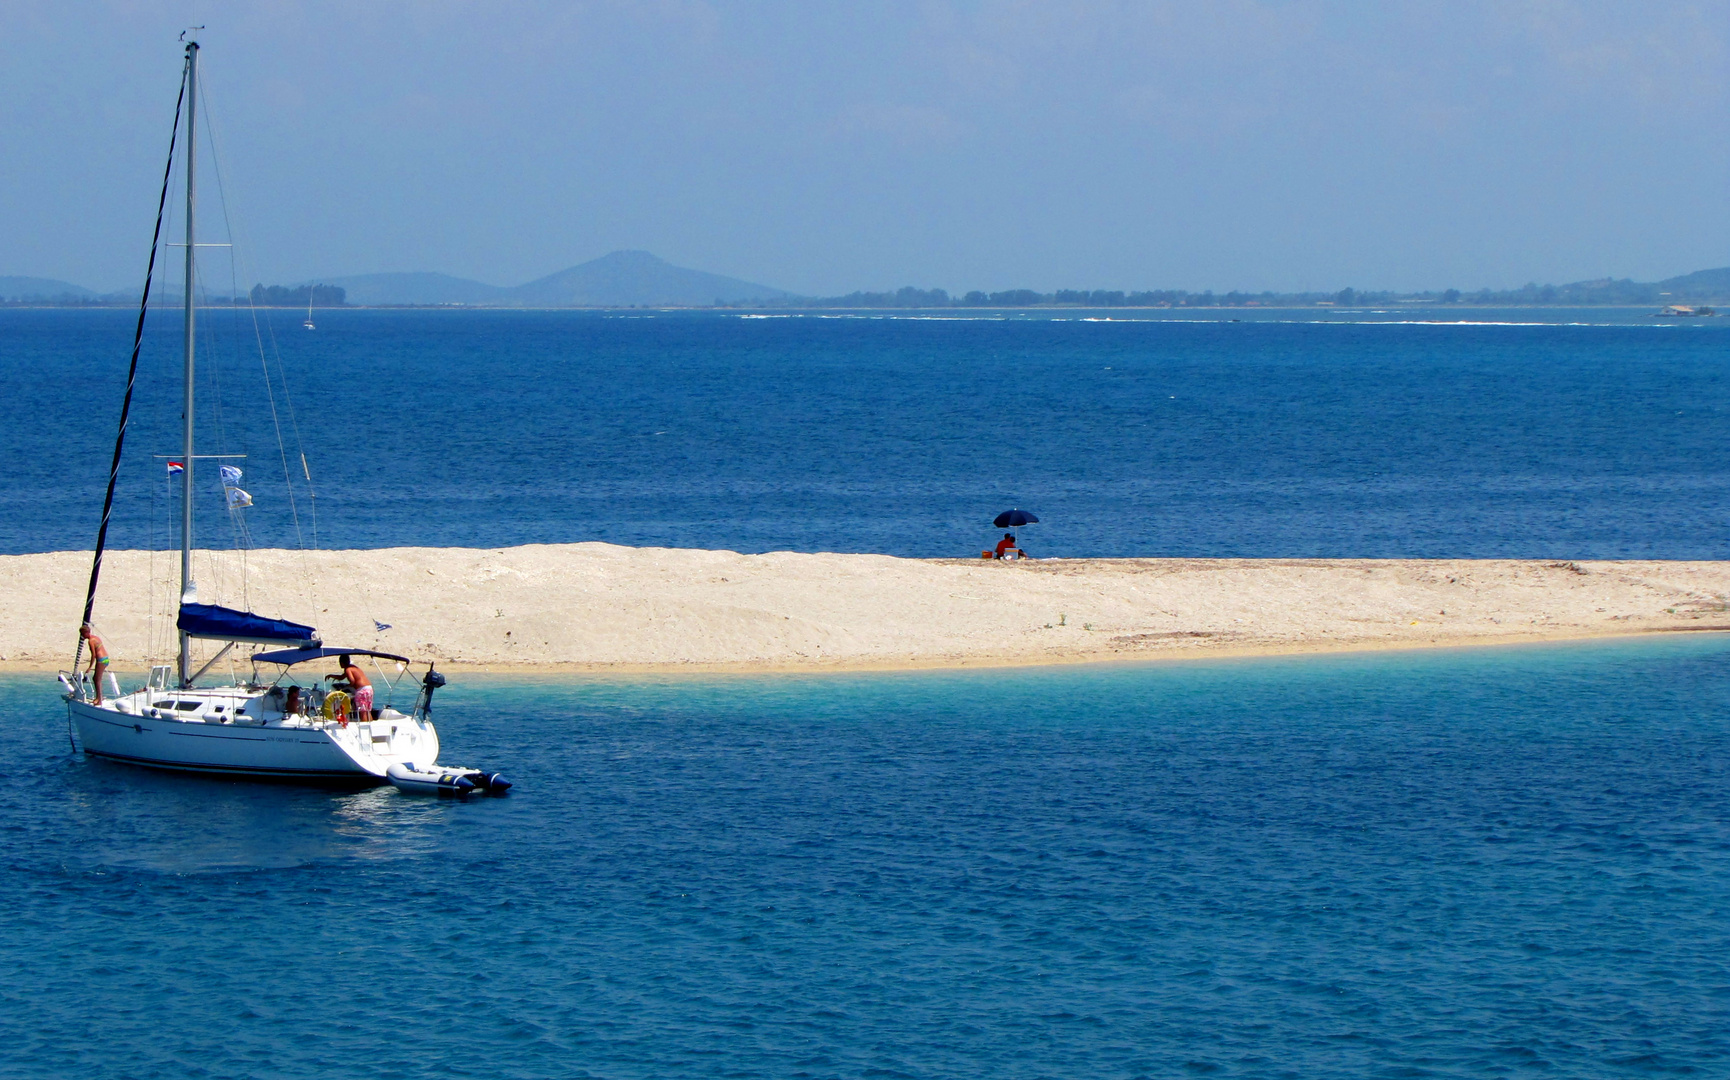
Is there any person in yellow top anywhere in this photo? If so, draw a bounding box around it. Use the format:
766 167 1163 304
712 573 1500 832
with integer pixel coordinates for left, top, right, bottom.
80 624 110 705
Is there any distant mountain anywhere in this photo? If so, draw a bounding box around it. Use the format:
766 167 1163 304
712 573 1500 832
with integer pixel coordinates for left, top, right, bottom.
509 250 791 306
1657 267 1730 298
0 276 96 302
306 252 791 307
312 272 509 306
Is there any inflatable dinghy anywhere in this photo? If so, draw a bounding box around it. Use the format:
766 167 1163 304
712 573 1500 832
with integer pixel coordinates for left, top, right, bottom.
386 762 512 796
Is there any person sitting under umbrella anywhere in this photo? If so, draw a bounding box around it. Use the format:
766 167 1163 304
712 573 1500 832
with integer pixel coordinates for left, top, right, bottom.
989 509 1037 559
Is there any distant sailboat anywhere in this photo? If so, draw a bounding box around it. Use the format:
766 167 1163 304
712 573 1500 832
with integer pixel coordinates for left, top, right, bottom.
304 292 315 329
60 37 451 785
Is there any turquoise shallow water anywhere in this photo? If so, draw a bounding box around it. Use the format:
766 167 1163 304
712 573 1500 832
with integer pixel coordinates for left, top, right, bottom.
4 638 1729 1078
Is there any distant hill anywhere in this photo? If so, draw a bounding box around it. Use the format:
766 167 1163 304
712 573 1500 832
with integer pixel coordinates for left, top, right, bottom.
509 250 791 306
250 283 347 307
313 272 509 306
308 252 790 307
1657 267 1730 299
0 276 96 302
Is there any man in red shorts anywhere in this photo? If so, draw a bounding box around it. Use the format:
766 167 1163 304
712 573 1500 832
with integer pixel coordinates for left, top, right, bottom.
334 654 375 721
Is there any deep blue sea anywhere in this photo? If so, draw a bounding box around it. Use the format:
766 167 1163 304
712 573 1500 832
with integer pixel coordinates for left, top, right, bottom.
4 638 1729 1078
4 306 1728 558
7 308 1730 1076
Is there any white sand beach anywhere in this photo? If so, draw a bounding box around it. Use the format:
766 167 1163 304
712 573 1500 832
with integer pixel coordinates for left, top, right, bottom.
4 544 1728 673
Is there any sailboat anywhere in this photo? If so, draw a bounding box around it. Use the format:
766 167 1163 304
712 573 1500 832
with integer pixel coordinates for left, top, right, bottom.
303 295 315 330
60 38 446 785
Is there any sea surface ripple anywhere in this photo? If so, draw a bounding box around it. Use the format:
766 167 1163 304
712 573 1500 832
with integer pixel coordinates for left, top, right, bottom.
3 638 1728 1078
4 307 1728 558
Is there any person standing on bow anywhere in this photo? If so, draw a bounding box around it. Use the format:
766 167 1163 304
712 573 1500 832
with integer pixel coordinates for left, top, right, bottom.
332 654 375 721
80 624 110 705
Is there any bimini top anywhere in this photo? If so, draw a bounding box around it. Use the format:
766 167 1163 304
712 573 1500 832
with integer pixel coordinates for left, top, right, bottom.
178 603 320 646
250 646 412 667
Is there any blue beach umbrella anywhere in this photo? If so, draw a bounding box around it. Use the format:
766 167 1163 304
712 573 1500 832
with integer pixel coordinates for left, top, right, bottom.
993 509 1039 528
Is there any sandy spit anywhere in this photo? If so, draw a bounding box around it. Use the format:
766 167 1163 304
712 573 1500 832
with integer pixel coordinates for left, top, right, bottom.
4 545 1729 674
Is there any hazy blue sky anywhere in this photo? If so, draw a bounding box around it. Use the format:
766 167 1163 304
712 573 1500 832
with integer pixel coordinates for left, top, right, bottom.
5 1 1728 295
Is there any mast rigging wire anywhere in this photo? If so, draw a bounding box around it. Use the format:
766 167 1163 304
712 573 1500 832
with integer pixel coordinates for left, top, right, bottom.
72 56 190 705
197 68 318 620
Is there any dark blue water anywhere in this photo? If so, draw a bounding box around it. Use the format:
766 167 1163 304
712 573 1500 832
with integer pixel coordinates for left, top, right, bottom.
7 308 1728 558
4 639 1729 1078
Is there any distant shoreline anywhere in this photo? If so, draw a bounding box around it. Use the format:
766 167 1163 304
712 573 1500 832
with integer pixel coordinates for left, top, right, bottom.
6 545 1728 674
11 252 1729 309
3 302 1723 314
4 629 1725 677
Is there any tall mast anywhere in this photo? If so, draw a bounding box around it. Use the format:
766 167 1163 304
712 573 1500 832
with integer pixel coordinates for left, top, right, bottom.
178 38 198 687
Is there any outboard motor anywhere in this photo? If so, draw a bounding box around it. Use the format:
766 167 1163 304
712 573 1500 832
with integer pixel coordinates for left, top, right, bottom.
421 664 446 713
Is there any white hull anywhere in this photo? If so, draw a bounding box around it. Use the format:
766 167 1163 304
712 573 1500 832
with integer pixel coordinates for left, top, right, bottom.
69 686 440 785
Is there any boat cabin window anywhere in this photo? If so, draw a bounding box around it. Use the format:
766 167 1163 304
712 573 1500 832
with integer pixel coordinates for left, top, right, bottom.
172 700 204 711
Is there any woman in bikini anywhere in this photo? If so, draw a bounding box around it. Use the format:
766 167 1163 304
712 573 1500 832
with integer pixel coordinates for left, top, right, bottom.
80 624 110 705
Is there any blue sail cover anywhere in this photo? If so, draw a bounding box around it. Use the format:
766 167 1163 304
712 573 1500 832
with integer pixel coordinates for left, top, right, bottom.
178 603 320 646
251 646 410 666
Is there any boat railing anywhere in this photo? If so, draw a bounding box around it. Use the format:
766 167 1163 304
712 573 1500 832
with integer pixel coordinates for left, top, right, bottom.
58 671 87 702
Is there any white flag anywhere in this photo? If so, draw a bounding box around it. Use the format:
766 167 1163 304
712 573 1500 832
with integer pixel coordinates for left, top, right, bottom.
225 487 253 509
219 465 243 484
